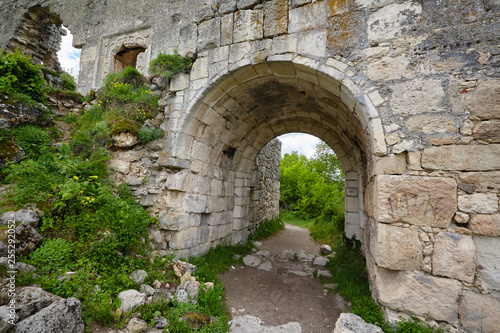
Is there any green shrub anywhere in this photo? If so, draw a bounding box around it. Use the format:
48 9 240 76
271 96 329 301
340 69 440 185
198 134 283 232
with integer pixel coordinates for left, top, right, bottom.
11 125 52 156
120 66 145 88
149 51 194 79
396 315 445 333
137 126 164 143
0 49 46 103
61 71 77 91
28 238 74 273
249 217 285 241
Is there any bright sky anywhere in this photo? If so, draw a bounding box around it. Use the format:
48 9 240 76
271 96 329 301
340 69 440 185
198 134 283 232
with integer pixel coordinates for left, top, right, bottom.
277 133 321 158
57 28 81 78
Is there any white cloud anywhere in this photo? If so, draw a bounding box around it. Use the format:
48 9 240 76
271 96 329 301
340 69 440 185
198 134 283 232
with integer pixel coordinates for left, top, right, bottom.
57 28 81 78
277 133 321 159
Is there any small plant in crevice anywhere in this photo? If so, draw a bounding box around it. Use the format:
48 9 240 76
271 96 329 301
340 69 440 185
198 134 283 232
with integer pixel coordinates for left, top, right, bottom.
149 51 194 80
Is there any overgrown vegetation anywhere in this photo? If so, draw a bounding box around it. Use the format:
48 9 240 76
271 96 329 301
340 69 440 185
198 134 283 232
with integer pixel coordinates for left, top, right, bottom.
149 51 194 80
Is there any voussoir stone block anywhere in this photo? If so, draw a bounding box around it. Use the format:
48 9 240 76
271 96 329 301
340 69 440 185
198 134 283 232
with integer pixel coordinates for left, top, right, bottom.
374 175 457 228
432 232 476 283
375 269 461 323
370 223 423 270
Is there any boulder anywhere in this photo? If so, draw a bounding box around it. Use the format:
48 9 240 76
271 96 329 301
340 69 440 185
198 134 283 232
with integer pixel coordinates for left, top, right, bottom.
333 313 383 333
118 290 146 313
0 209 39 227
0 95 50 130
14 298 84 333
15 287 62 321
0 305 17 333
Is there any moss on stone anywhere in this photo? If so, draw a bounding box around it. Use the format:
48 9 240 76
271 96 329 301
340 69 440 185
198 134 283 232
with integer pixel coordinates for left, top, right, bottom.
110 119 139 135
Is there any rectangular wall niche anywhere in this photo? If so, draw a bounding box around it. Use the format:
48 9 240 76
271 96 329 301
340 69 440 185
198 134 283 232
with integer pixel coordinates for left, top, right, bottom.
92 27 152 88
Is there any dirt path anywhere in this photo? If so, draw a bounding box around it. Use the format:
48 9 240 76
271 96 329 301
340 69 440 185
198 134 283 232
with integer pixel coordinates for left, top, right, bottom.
219 224 349 333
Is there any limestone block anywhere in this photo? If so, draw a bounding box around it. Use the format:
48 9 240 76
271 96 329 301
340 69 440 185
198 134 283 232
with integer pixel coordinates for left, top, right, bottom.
178 24 197 56
458 193 498 214
182 194 207 213
271 34 298 55
374 175 457 228
432 232 476 283
118 290 146 313
197 18 220 52
218 0 237 14
109 159 130 174
373 154 406 175
355 0 396 9
459 291 500 333
473 121 500 143
191 57 209 80
406 115 457 134
422 145 500 171
390 78 445 116
470 214 500 236
237 0 259 9
158 211 189 231
366 55 410 81
326 0 350 16
297 30 327 58
229 42 251 64
169 228 201 249
233 10 263 43
370 223 423 270
170 73 190 92
475 236 500 291
375 269 461 323
289 1 327 34
291 0 312 8
465 80 500 120
327 11 365 56
221 14 234 46
166 172 188 191
367 3 422 43
264 0 288 38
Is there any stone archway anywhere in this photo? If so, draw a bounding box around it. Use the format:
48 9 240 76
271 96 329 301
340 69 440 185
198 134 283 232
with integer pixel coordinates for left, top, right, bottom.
159 55 386 255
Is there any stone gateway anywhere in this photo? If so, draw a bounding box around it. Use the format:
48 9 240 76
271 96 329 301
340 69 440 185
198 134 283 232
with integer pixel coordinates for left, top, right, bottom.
1 0 500 331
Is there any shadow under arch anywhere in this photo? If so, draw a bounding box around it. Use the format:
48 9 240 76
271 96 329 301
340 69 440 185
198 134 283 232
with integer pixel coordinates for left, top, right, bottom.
166 55 387 244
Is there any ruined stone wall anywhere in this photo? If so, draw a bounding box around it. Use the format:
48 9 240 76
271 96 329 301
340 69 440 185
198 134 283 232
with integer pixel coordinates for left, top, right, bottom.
2 0 500 331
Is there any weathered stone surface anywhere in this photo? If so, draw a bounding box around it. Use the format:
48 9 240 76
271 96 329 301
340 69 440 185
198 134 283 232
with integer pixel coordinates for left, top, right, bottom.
0 209 38 227
14 287 62 321
374 175 457 228
390 78 445 116
370 223 423 270
367 3 422 43
197 18 221 52
432 232 476 283
243 255 261 267
118 290 146 313
333 313 383 333
375 269 461 323
264 0 288 38
127 318 148 333
459 291 500 333
233 10 263 43
373 154 406 175
473 121 500 142
327 11 365 56
112 132 139 148
229 315 301 333
13 222 43 256
289 1 327 33
475 236 500 292
458 193 499 214
219 0 237 14
469 214 500 236
465 80 500 120
422 145 500 171
129 270 148 284
0 305 17 332
406 115 456 134
366 55 410 81
15 298 84 333
109 159 131 174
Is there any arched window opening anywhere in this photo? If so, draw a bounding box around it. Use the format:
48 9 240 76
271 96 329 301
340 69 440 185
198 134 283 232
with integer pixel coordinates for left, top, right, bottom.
114 45 146 72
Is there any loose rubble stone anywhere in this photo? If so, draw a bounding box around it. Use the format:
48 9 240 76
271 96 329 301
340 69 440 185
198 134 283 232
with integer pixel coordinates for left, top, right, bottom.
313 256 329 267
130 270 148 284
257 261 272 271
333 313 383 333
13 222 43 256
0 209 39 227
243 255 261 267
127 318 148 333
118 290 146 313
320 244 332 255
